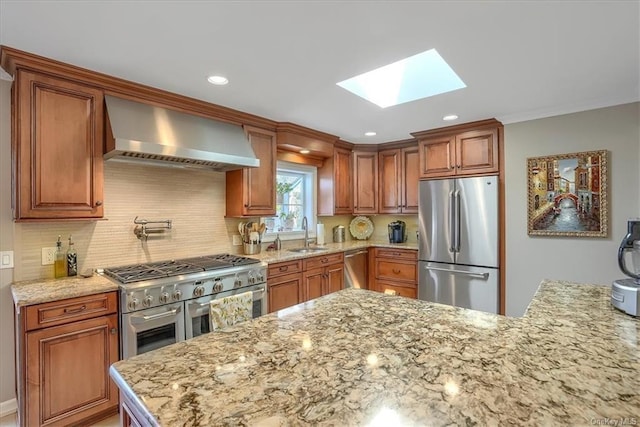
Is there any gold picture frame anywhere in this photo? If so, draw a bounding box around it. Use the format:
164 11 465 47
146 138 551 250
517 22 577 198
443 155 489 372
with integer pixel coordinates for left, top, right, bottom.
527 150 608 237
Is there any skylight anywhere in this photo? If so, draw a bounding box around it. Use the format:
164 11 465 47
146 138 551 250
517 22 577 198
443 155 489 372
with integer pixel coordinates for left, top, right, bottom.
336 49 466 108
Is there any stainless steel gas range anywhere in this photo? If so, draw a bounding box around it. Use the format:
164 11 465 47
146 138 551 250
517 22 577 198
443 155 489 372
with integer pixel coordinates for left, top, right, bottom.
103 254 268 359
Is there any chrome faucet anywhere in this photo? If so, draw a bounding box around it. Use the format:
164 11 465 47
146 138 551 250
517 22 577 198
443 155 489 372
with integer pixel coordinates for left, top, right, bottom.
302 216 309 248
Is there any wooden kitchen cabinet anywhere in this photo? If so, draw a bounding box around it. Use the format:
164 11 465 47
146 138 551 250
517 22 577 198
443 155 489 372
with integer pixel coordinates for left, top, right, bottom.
16 292 119 426
13 69 105 220
414 120 501 179
378 146 419 214
353 150 378 214
267 260 303 313
302 252 344 302
370 248 418 299
226 126 277 217
318 146 353 215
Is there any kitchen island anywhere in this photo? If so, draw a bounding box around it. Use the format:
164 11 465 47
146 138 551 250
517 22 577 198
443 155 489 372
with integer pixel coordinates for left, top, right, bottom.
110 280 639 426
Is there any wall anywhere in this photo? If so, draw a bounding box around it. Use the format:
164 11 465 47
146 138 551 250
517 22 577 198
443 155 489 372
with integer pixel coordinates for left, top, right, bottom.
0 81 16 412
504 102 640 316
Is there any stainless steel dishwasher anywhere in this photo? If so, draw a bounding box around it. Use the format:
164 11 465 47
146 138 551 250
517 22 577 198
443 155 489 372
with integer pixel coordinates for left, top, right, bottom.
344 249 368 289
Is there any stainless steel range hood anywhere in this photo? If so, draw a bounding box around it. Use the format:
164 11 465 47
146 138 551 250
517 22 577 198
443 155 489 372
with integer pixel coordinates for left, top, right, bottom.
104 95 259 171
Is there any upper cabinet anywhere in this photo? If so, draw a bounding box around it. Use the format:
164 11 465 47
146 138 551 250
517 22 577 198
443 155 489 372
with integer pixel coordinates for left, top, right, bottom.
13 70 105 220
353 150 378 214
378 146 419 214
413 119 502 179
318 146 353 215
226 126 277 217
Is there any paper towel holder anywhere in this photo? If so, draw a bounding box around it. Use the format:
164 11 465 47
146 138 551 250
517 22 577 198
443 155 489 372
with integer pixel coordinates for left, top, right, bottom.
316 223 326 246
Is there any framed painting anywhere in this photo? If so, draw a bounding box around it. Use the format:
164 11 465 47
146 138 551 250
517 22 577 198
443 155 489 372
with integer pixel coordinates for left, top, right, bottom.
527 150 608 237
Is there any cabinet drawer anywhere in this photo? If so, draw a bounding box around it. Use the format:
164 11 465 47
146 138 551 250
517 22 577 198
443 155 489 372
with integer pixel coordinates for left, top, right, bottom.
303 252 344 270
25 292 118 332
375 248 417 261
375 260 417 283
375 281 417 299
268 260 302 278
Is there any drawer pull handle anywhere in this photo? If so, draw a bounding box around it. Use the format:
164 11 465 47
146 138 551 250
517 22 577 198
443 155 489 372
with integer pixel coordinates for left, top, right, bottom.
64 305 86 314
321 259 328 263
279 266 289 272
392 269 401 274
110 328 118 335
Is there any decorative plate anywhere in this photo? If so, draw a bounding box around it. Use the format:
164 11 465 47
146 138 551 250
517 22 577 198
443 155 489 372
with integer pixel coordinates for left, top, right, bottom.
349 216 374 240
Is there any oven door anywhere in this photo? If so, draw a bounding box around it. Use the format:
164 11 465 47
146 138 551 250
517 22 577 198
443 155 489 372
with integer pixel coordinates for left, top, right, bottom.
121 302 185 359
185 284 267 340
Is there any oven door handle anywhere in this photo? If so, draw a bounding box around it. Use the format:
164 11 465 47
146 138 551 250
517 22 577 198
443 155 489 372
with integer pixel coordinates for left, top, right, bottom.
131 306 181 323
194 287 267 307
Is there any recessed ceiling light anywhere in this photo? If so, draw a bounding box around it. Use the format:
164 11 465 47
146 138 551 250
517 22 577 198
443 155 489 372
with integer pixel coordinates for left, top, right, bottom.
364 131 377 136
207 75 229 85
299 149 311 154
336 48 466 108
443 114 459 121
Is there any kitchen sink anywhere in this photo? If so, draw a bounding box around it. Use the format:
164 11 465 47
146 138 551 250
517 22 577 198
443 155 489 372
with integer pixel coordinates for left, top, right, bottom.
288 247 329 253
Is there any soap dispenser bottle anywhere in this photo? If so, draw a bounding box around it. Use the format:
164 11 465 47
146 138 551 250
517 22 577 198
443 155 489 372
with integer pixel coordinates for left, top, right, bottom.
66 235 77 277
54 235 66 278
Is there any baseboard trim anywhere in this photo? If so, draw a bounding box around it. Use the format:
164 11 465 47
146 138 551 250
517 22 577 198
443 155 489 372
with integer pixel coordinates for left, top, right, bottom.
0 398 17 418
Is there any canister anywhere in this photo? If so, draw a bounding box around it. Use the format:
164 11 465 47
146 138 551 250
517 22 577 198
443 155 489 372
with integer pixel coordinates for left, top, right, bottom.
333 225 346 243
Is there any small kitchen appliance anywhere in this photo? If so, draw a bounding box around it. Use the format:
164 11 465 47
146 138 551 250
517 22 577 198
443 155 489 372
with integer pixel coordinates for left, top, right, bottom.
611 219 640 316
333 225 346 243
388 221 407 243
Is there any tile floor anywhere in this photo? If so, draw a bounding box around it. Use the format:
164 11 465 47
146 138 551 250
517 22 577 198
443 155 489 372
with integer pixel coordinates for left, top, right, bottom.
0 412 120 426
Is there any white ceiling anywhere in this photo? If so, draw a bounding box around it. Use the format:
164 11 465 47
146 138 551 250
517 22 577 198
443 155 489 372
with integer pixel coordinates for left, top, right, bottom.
1 1 638 143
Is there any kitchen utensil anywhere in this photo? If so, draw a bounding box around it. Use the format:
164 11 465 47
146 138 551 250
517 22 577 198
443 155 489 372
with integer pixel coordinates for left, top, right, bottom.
259 223 266 234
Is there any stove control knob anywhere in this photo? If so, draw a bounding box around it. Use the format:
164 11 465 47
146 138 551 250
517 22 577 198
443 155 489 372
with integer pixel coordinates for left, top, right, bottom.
213 282 223 293
159 292 170 304
128 297 139 311
234 275 242 288
172 289 182 301
143 295 154 308
257 272 265 282
194 286 205 297
248 272 255 285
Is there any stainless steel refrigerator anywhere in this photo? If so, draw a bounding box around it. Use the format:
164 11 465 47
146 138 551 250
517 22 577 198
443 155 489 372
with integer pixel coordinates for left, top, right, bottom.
418 176 499 313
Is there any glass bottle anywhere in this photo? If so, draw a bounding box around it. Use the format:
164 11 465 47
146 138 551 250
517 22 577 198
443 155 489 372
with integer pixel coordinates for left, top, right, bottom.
66 235 77 277
54 235 66 278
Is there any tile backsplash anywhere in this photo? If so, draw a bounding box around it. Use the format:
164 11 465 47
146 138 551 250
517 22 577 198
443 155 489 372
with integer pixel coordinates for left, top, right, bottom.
15 162 242 281
14 161 419 281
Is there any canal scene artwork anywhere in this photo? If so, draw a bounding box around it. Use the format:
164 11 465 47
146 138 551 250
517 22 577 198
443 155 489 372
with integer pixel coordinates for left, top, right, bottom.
527 150 608 237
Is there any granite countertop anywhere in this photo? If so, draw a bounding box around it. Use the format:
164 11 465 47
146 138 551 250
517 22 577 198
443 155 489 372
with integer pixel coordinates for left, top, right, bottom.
11 241 416 309
109 280 639 426
11 274 119 311
249 240 417 263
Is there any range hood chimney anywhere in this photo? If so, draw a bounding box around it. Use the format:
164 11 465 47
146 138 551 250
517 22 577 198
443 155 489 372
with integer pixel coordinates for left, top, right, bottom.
104 95 259 171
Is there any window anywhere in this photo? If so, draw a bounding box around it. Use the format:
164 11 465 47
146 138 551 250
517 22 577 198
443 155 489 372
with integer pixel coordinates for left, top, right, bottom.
262 161 316 238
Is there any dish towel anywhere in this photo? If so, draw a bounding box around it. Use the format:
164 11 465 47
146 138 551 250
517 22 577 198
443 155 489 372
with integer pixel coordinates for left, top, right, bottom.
209 291 253 331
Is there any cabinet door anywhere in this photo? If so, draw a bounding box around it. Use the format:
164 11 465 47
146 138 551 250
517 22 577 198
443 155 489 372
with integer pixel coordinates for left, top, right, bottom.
225 126 276 217
325 263 344 295
378 149 400 214
302 268 325 302
400 147 419 213
334 148 353 214
418 136 456 179
455 128 499 176
15 70 104 220
268 272 302 313
353 151 378 214
25 314 118 426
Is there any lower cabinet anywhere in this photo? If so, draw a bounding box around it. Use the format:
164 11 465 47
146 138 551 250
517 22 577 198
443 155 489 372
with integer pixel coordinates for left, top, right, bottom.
267 252 344 312
17 292 119 426
370 248 418 298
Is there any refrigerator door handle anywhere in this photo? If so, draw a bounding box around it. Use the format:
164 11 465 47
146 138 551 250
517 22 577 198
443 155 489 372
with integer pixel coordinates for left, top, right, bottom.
448 190 456 253
453 189 461 252
423 265 489 280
